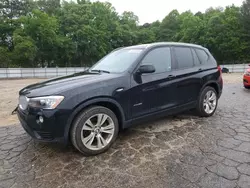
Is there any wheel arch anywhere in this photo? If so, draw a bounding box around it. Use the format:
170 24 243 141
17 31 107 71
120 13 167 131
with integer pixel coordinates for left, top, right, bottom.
201 81 220 96
64 97 126 143
206 82 219 94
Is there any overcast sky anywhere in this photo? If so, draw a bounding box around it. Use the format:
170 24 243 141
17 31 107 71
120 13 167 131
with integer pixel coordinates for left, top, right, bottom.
95 0 244 24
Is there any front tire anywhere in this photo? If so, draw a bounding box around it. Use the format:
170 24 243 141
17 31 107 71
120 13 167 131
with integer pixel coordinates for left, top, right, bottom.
70 106 119 156
244 85 250 89
196 86 218 117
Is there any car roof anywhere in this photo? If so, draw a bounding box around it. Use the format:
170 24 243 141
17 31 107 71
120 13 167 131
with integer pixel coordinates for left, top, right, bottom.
123 42 204 50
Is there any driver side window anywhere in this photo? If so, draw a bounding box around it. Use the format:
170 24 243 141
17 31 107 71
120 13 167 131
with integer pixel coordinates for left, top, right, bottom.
141 47 172 73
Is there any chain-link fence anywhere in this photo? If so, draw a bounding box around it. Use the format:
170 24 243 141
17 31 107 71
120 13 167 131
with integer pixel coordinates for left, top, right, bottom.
0 67 88 79
220 64 249 73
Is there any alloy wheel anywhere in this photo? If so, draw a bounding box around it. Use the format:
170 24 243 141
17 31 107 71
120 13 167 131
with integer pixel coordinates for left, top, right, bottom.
80 113 115 151
203 90 217 114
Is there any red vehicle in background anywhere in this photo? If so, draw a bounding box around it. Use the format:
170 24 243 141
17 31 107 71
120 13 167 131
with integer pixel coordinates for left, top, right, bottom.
243 65 250 89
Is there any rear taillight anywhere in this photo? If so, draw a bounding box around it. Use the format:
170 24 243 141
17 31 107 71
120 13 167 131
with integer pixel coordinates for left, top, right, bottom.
218 66 223 84
218 66 222 74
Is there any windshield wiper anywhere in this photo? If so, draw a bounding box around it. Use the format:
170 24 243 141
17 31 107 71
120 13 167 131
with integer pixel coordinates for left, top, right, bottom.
90 69 110 74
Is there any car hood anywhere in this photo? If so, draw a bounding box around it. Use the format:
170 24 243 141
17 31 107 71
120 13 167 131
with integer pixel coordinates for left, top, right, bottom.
19 71 120 97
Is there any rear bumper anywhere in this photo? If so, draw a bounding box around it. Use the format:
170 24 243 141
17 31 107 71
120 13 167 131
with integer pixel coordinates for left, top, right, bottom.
218 90 222 98
218 79 223 98
17 107 70 143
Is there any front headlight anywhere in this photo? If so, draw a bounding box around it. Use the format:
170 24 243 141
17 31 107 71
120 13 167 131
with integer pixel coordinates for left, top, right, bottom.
19 96 29 110
28 96 64 109
244 71 250 76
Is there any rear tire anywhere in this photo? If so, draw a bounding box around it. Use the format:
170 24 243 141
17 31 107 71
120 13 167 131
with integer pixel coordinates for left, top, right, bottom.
244 86 250 89
70 106 119 156
196 86 218 117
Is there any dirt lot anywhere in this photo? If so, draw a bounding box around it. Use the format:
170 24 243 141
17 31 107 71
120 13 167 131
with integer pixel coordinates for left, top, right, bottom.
0 73 244 127
0 79 44 126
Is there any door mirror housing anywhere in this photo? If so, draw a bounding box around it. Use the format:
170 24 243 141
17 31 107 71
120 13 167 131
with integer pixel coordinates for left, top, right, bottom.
137 65 155 74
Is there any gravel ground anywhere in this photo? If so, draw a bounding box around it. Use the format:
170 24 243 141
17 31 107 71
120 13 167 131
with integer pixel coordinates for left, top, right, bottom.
0 73 250 188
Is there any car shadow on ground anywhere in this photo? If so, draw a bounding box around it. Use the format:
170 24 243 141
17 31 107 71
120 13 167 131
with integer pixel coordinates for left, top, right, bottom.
33 109 203 157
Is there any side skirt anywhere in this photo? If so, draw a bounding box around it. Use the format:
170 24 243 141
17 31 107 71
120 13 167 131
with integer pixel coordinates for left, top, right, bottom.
123 101 197 129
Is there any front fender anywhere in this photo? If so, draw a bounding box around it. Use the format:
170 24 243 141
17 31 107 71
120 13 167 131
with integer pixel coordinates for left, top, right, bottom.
63 97 125 143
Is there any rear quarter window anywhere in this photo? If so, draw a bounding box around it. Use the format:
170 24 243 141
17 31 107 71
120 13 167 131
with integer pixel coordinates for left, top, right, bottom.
195 49 209 64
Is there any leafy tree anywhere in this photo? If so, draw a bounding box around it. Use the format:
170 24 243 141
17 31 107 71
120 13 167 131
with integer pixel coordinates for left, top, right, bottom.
0 0 250 67
17 9 64 67
0 18 14 48
241 0 250 60
37 0 61 15
159 10 180 41
241 0 250 30
0 46 10 67
201 6 248 63
12 33 37 67
0 0 33 19
120 11 139 29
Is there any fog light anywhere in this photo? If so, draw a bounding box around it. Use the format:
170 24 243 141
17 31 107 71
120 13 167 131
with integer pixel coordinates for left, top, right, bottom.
37 116 44 124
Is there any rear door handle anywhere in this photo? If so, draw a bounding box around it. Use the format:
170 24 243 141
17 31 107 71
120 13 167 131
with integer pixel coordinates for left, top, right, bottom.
168 75 176 79
198 68 203 72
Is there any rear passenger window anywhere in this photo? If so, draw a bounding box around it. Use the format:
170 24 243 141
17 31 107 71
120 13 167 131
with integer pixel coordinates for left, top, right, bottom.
174 47 194 69
141 47 171 73
195 49 209 64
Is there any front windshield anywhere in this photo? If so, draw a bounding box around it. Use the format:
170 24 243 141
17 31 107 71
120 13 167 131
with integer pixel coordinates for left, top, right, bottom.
90 48 143 73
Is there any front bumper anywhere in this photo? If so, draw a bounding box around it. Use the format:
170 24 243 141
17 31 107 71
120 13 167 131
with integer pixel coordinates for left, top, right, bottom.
17 107 70 143
243 75 250 86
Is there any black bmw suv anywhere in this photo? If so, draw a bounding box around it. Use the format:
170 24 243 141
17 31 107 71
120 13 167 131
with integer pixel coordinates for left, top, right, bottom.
17 42 223 155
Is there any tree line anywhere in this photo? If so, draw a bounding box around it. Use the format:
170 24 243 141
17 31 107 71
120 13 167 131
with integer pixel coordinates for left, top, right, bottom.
0 0 250 68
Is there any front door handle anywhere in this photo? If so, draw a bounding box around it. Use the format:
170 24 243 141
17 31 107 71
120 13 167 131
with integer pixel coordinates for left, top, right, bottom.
115 88 124 92
143 85 160 92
